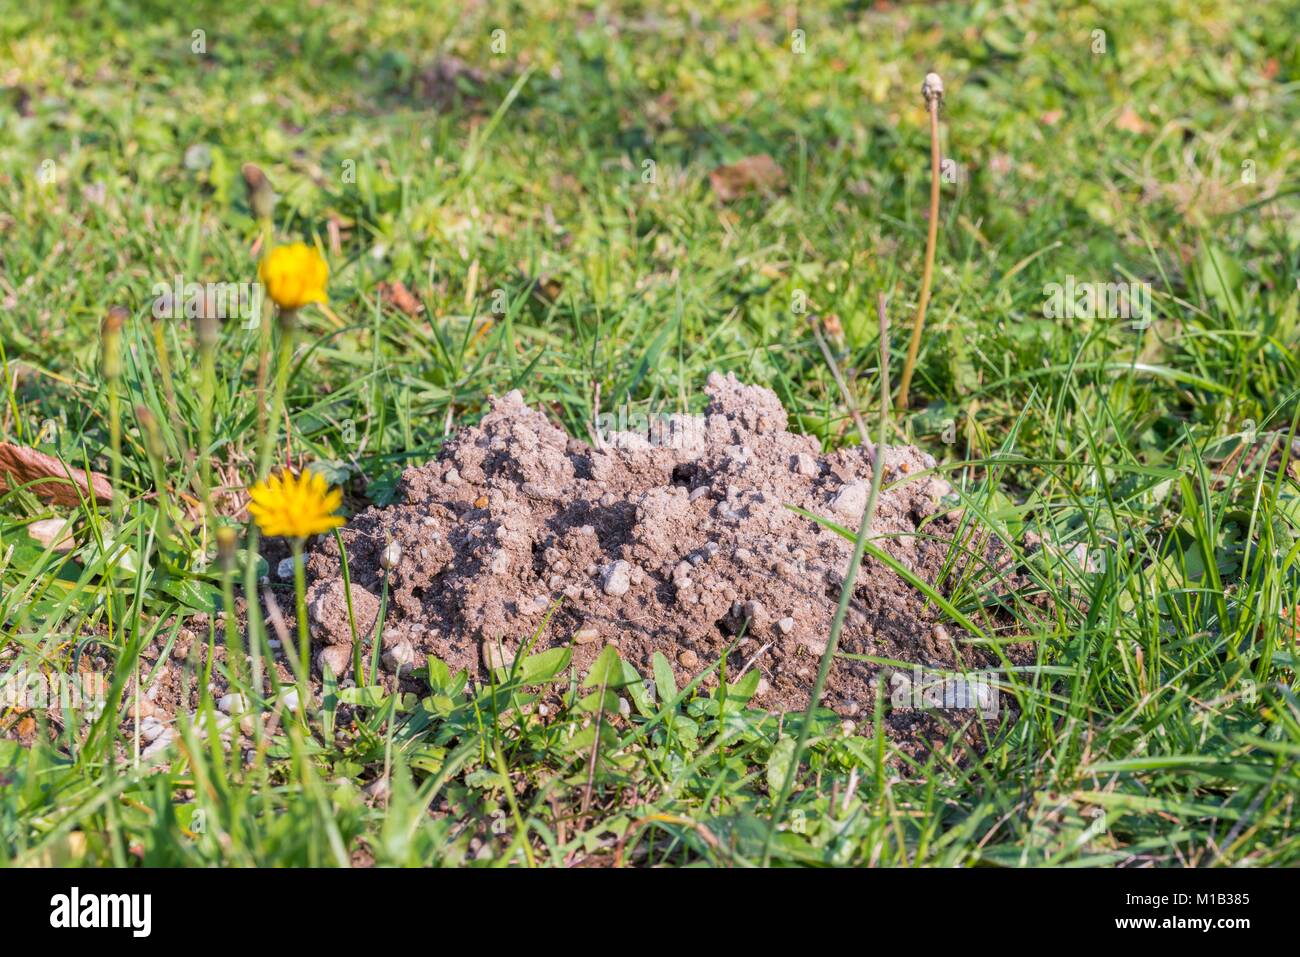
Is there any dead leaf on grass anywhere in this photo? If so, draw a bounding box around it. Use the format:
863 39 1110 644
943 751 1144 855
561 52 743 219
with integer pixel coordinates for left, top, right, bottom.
0 442 113 506
1114 106 1151 135
377 280 424 317
709 154 786 202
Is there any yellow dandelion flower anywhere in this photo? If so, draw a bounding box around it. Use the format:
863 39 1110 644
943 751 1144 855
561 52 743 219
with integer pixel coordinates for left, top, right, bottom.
247 469 344 539
258 242 329 311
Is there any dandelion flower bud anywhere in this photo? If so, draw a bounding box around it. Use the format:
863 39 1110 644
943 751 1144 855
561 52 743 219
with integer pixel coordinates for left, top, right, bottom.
216 527 238 571
135 405 166 460
241 163 277 221
100 306 128 380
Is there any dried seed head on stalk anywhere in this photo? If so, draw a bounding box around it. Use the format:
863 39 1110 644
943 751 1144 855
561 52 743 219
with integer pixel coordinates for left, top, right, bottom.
922 72 944 104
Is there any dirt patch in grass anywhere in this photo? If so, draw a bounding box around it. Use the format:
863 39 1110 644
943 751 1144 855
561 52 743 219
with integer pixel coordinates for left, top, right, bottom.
305 373 1035 756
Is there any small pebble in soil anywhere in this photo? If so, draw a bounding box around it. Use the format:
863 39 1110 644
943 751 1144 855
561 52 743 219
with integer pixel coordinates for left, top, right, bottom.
482 642 516 672
601 560 632 597
318 644 351 676
139 716 166 743
382 640 415 673
832 481 869 519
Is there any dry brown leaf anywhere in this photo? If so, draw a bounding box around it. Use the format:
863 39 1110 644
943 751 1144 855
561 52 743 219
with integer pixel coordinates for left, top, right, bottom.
0 442 113 506
1114 106 1150 134
377 280 424 317
709 154 787 202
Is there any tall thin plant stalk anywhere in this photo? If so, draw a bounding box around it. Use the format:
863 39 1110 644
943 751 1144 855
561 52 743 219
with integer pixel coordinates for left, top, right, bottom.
897 72 945 409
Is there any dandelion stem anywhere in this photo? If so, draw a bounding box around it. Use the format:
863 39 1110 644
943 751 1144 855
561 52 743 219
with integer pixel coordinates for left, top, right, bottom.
258 309 295 478
292 538 310 688
897 74 944 410
100 308 127 523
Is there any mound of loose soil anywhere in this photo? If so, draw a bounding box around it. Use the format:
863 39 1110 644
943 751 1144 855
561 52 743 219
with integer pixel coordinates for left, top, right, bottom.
307 374 1033 752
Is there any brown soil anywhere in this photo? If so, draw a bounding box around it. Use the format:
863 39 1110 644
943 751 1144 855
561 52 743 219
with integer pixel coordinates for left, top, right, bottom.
305 373 1035 755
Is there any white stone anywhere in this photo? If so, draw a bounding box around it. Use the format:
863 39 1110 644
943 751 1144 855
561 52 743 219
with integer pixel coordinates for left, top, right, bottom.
382 640 415 673
483 642 516 672
602 560 632 597
792 452 818 477
832 481 869 519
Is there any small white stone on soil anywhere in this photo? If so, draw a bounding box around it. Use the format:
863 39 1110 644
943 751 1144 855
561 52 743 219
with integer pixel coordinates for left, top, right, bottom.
382 640 415 673
276 556 296 580
832 481 869 519
791 452 818 478
318 644 351 677
573 625 600 644
143 728 175 758
217 692 247 715
139 716 166 743
444 467 462 485
777 616 795 635
482 642 516 672
602 560 632 597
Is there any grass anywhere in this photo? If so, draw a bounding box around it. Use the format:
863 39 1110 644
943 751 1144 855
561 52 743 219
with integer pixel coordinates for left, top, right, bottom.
1 0 1299 866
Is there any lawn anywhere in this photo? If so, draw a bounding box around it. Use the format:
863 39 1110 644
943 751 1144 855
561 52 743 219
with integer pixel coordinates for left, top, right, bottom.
1 0 1298 866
